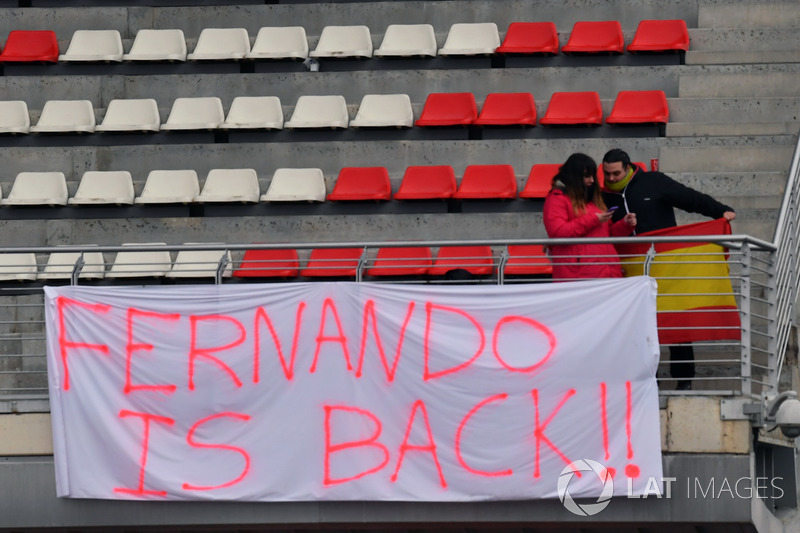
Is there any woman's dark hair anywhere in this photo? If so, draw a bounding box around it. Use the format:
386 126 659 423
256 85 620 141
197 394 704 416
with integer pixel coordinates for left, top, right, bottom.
552 153 605 213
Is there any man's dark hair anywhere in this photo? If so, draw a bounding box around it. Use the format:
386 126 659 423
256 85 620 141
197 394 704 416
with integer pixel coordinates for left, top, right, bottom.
602 148 631 169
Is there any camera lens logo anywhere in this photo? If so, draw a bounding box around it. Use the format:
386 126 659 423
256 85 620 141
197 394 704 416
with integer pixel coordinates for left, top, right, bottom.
557 459 614 516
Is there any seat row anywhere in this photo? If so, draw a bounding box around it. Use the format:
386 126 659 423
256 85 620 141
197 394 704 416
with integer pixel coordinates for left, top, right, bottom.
0 244 553 282
0 90 668 134
0 20 689 63
0 163 650 206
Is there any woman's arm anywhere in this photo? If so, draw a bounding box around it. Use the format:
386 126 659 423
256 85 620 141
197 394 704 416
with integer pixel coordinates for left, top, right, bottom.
543 193 600 238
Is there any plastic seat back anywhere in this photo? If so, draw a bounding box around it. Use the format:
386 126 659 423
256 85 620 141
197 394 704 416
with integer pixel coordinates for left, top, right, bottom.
167 246 232 278
68 171 135 205
327 167 391 201
1 171 68 206
234 248 299 278
0 30 58 62
540 92 603 125
504 245 553 275
438 23 500 56
351 94 413 128
30 100 96 133
196 168 260 203
367 247 432 277
301 248 363 277
123 29 187 61
161 97 224 130
520 164 560 198
310 25 373 58
40 250 105 280
429 245 494 276
606 90 669 124
187 28 251 60
96 99 160 132
474 93 537 126
222 96 284 130
375 24 437 57
454 165 518 199
247 26 308 59
134 170 200 204
107 243 172 278
627 20 689 53
496 22 559 55
415 93 477 127
562 21 624 54
0 101 30 134
393 166 457 200
284 95 349 129
60 30 123 62
261 168 326 202
0 253 38 281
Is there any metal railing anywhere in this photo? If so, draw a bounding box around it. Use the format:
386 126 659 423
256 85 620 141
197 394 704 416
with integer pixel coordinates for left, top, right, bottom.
0 232 779 405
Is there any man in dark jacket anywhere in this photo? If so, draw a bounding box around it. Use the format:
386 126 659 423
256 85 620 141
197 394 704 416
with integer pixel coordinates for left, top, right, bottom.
601 148 736 391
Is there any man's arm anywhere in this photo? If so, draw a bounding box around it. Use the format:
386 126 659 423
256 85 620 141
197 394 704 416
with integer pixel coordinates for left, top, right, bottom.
657 172 735 220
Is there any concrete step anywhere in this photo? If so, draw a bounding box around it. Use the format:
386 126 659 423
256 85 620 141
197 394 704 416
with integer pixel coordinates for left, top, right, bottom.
698 2 800 29
679 63 800 97
667 122 800 137
688 28 800 53
668 97 800 124
659 142 795 173
671 171 786 200
686 50 800 65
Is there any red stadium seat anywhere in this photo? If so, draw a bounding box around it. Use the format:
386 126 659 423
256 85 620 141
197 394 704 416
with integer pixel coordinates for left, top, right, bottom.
233 248 299 278
496 22 559 55
606 90 669 125
301 248 363 277
0 30 59 62
473 93 537 126
428 245 494 276
627 20 689 53
327 167 392 201
539 92 603 126
453 164 517 199
519 164 560 198
415 93 477 126
504 245 552 275
367 247 432 277
393 166 457 200
561 21 624 55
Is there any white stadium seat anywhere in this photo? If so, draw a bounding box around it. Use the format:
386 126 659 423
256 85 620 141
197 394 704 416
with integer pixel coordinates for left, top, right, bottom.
438 23 500 56
195 168 260 203
96 99 161 132
107 243 172 278
350 94 414 128
60 30 124 62
221 96 284 130
134 170 200 204
284 95 349 129
187 28 251 60
167 245 233 278
1 172 68 206
161 97 225 131
0 101 30 134
246 26 309 60
30 100 96 133
261 168 327 202
374 24 437 57
122 29 187 62
68 171 135 205
309 25 373 58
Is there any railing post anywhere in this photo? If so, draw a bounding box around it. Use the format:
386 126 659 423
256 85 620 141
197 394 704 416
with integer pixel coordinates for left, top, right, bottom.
356 247 368 283
498 247 508 285
766 244 780 392
70 253 86 286
739 243 752 397
215 252 229 285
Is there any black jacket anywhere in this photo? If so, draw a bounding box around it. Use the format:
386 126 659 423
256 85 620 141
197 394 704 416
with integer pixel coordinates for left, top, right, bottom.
602 170 734 235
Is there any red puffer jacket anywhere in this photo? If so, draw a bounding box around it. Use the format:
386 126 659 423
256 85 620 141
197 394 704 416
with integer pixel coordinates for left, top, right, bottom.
543 189 633 280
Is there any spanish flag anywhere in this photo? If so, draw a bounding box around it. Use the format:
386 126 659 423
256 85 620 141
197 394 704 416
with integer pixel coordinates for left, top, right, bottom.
615 218 741 344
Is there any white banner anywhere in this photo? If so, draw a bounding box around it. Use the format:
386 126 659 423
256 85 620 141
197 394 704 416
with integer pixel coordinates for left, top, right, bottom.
45 278 662 502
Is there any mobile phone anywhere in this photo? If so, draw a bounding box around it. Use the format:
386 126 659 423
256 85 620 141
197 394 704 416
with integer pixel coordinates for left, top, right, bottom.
607 206 619 212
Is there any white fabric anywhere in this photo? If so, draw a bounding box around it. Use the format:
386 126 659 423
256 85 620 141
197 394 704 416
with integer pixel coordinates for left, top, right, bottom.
45 277 661 502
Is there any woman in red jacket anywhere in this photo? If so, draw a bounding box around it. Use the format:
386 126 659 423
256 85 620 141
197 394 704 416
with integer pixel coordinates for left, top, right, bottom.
543 153 637 280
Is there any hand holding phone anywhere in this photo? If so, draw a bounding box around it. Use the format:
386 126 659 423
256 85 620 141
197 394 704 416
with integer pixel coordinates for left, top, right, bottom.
607 206 619 212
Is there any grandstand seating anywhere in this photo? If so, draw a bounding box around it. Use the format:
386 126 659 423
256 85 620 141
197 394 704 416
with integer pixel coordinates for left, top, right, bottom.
453 165 518 199
95 99 161 132
161 97 225 130
261 168 327 202
122 29 187 62
393 166 457 199
246 26 309 60
496 22 560 55
350 94 414 128
310 25 373 59
606 90 670 124
428 245 494 276
374 24 438 58
473 93 537 126
59 30 123 62
39 250 105 280
438 23 500 56
367 246 433 276
30 100 96 133
1 172 68 206
0 30 58 63
519 164 559 199
134 170 200 204
300 247 363 277
0 253 38 281
187 28 251 61
106 244 172 278
627 19 690 53
221 96 284 130
167 246 233 278
0 101 30 134
504 245 553 275
195 168 260 203
284 95 350 129
327 167 392 201
415 93 478 126
539 92 604 125
561 21 625 54
67 171 134 205
234 248 300 278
